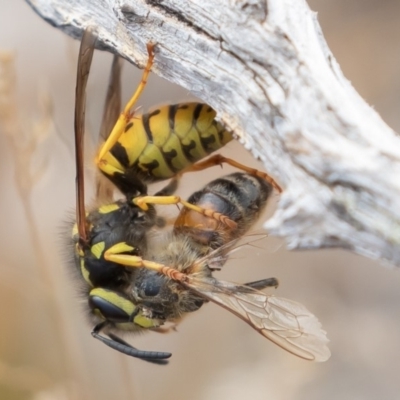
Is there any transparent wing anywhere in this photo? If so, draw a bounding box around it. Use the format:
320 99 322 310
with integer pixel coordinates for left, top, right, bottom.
99 55 123 142
184 277 331 362
199 233 281 271
196 234 265 270
96 55 123 203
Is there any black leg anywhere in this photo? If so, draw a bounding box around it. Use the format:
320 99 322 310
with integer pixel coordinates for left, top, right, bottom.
91 322 171 365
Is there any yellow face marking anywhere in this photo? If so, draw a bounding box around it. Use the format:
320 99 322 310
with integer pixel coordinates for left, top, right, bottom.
98 203 120 214
80 259 92 286
89 288 158 328
91 241 105 259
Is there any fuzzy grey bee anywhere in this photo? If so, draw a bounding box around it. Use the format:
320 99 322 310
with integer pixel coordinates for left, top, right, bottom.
105 172 331 362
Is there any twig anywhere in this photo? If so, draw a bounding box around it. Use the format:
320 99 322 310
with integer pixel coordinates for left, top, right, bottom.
25 0 400 266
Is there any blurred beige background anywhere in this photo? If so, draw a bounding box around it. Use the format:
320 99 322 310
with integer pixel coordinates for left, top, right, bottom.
1 1 400 399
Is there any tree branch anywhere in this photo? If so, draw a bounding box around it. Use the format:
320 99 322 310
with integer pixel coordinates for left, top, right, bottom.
25 0 400 266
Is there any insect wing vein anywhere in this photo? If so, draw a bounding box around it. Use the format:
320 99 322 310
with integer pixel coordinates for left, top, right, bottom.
185 277 330 362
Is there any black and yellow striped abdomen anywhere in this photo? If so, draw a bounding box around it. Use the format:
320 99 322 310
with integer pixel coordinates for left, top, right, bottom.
98 102 232 182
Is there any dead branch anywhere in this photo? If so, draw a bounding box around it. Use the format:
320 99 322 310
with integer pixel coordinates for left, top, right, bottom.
25 0 400 266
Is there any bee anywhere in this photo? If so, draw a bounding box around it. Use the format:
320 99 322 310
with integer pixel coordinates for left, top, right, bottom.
102 168 331 362
103 171 330 362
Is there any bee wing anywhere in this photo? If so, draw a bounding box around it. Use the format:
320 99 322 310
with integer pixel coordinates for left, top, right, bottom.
75 27 96 244
184 277 331 362
96 55 124 203
201 233 280 270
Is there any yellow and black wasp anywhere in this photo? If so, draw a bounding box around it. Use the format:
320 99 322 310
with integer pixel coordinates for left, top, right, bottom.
71 28 329 364
71 28 258 363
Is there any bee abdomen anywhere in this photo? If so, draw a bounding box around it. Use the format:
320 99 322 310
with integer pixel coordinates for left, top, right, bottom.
174 172 273 247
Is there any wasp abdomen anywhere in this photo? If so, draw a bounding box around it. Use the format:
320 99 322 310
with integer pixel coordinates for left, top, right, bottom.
99 102 232 182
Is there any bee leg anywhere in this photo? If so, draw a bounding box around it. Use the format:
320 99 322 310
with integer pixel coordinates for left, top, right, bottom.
179 154 282 193
96 43 155 165
92 322 171 364
132 195 238 229
244 278 279 290
152 324 179 334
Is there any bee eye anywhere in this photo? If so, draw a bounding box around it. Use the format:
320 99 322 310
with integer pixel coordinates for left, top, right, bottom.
142 285 160 297
140 275 164 297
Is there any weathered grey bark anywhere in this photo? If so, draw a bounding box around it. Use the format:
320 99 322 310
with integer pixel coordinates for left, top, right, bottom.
25 0 400 266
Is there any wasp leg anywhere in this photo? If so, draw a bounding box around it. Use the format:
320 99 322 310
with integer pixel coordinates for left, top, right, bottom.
75 28 97 246
154 177 180 196
96 43 155 164
104 246 188 283
132 195 237 229
178 154 282 193
92 322 171 364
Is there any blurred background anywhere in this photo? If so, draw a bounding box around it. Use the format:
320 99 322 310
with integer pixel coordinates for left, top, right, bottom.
1 1 400 399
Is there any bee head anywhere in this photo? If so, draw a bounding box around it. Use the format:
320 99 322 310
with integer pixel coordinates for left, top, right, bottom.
133 269 204 319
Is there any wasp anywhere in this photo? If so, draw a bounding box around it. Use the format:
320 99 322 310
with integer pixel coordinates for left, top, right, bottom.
71 28 257 364
71 29 173 363
93 30 282 196
71 28 329 364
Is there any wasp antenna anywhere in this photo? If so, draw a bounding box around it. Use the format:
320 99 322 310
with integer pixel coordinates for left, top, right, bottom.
107 333 171 365
91 325 171 364
75 28 96 245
